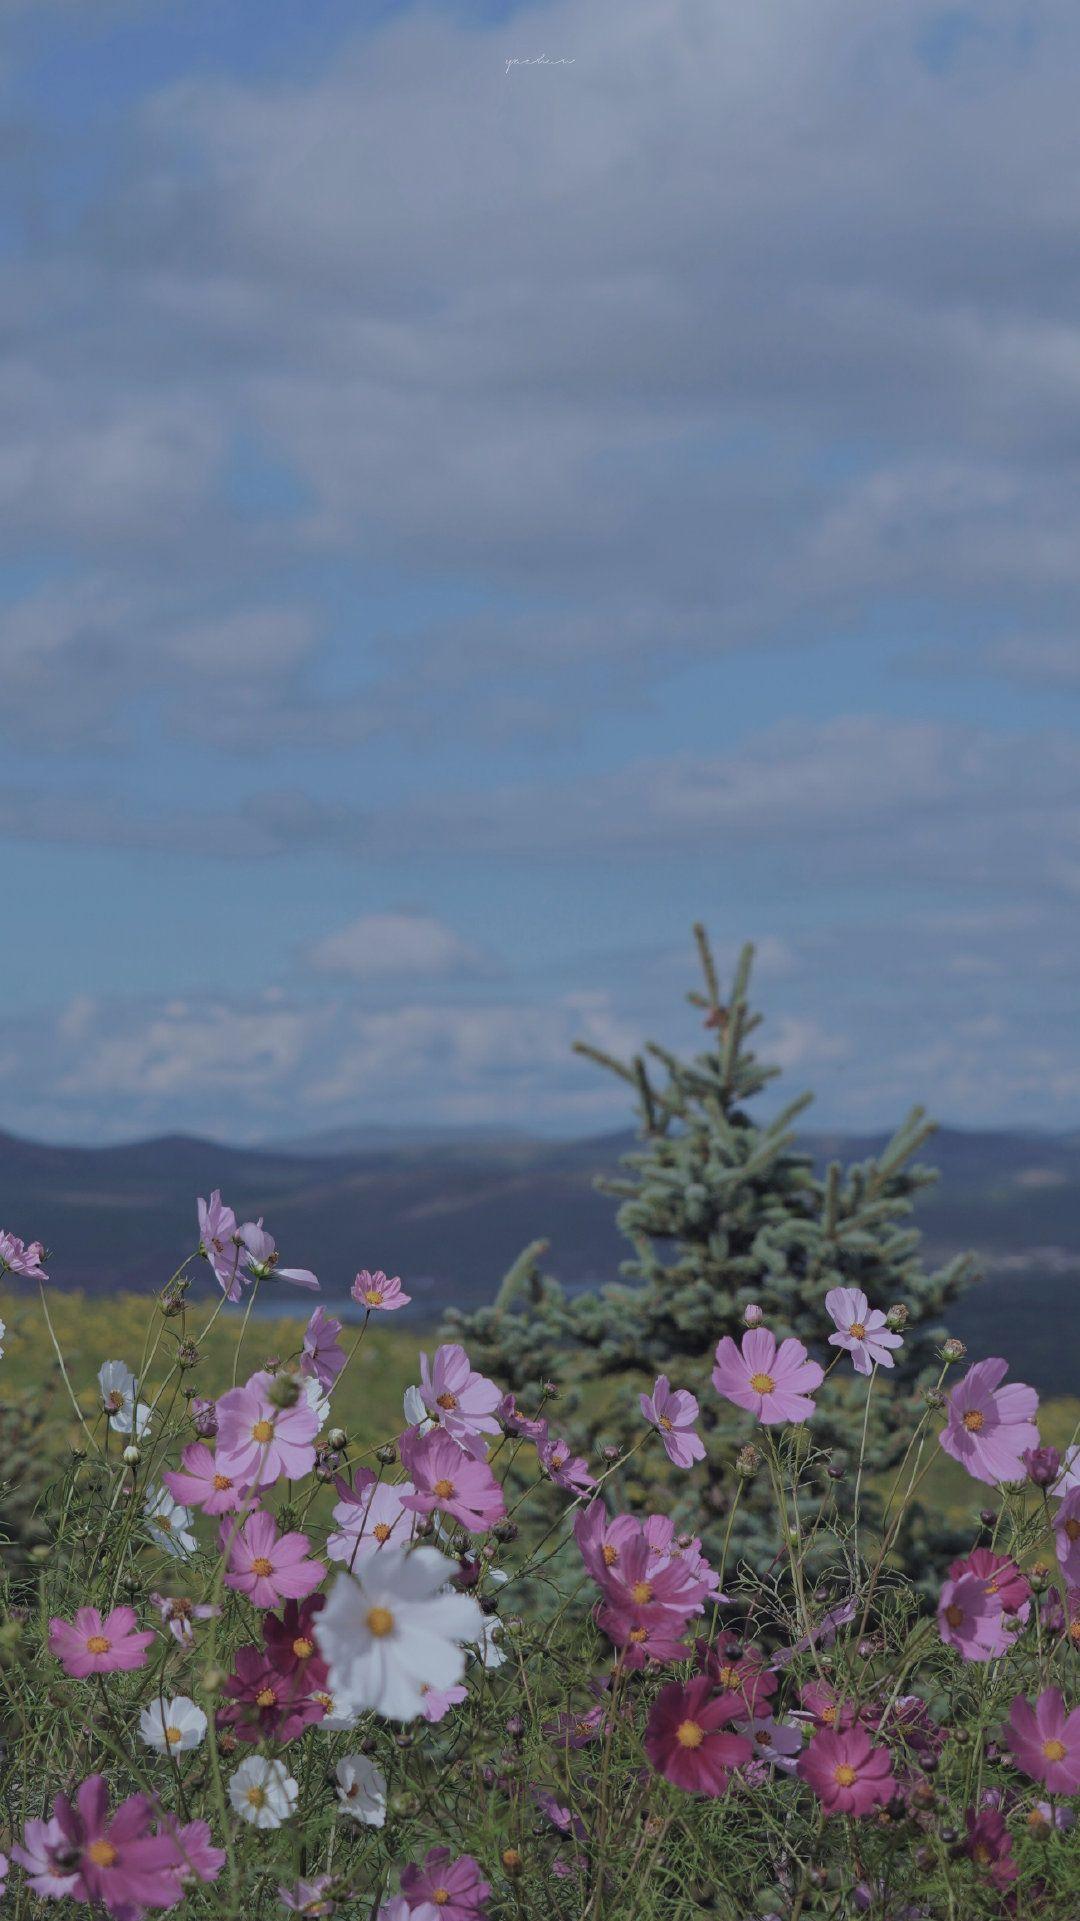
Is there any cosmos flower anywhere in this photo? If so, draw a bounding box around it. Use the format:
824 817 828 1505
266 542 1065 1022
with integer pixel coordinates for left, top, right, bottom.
137 1695 207 1754
0 1230 47 1280
197 1191 245 1301
420 1681 468 1722
639 1375 706 1467
143 1485 198 1560
644 1676 753 1794
712 1328 824 1425
161 1817 225 1890
1006 1687 1080 1792
48 1605 156 1678
279 1878 337 1916
149 1592 219 1647
938 1572 1012 1662
536 1427 596 1494
742 1714 804 1771
825 1287 904 1375
214 1370 320 1488
261 1594 327 1674
229 1756 298 1828
218 1644 327 1744
696 1633 778 1716
797 1725 894 1815
335 1753 387 1825
963 1808 1018 1892
1054 1488 1080 1585
237 1219 318 1290
352 1269 411 1311
497 1392 548 1441
97 1360 151 1436
938 1358 1040 1486
399 1427 506 1532
326 1471 417 1565
223 1509 325 1609
418 1343 501 1455
399 1849 492 1920
318 1544 483 1722
301 1306 346 1391
14 1775 181 1915
163 1441 248 1515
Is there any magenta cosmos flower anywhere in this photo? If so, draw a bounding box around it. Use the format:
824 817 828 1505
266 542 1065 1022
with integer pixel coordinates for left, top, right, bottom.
419 1343 501 1454
938 1357 1039 1486
223 1509 325 1608
644 1675 752 1794
797 1725 894 1815
400 1427 506 1532
159 1816 225 1890
301 1306 346 1391
196 1191 245 1300
14 1775 181 1915
640 1376 706 1467
352 1268 411 1312
217 1643 327 1744
712 1327 824 1425
238 1219 318 1291
963 1808 1017 1893
938 1549 1031 1662
399 1848 491 1919
0 1229 47 1280
1007 1687 1080 1792
48 1605 155 1678
214 1370 320 1488
825 1287 903 1375
163 1441 248 1515
536 1426 596 1494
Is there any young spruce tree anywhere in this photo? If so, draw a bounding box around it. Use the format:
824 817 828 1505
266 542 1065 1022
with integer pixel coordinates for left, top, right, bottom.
444 925 977 1575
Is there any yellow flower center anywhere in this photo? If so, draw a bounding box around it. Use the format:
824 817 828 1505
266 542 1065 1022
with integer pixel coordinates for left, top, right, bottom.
848 1322 866 1340
252 1419 274 1443
156 1515 173 1532
245 1786 266 1809
314 1691 333 1709
436 1392 458 1411
1069 1619 1080 1644
86 1839 118 1868
962 1409 985 1432
717 1664 740 1688
433 1478 456 1498
433 1893 451 1908
1043 1738 1067 1762
1027 1810 1050 1834
659 1414 674 1430
601 1544 618 1566
364 1288 383 1305
366 1606 394 1637
373 1522 392 1543
675 1719 704 1748
833 1763 857 1787
165 1725 183 1745
628 1626 649 1643
974 1839 994 1860
86 1635 111 1654
749 1372 776 1395
630 1581 653 1604
819 1705 837 1725
945 1604 964 1629
293 1637 313 1659
1064 1518 1080 1543
256 1686 277 1708
213 1473 233 1491
251 1556 274 1577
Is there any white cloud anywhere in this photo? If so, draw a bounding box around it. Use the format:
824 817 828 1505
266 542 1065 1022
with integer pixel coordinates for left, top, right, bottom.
308 912 488 981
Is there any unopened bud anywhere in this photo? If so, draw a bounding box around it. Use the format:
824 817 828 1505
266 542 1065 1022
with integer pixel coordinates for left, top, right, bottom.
1029 1561 1051 1593
743 1304 764 1328
177 1341 200 1370
327 1426 347 1451
122 1444 141 1466
502 1848 523 1876
979 1507 997 1527
268 1373 301 1410
601 1443 620 1463
827 1462 846 1481
376 1442 397 1467
735 1444 762 1479
542 1380 560 1399
885 1304 908 1332
924 1387 946 1410
493 1518 518 1544
941 1338 966 1363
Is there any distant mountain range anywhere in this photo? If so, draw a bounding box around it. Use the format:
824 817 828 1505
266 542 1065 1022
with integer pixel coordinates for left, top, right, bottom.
1 1123 1077 1394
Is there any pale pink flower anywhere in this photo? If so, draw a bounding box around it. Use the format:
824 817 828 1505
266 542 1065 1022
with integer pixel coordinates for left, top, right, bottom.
420 1681 468 1723
825 1287 903 1375
419 1343 501 1455
48 1605 155 1678
1007 1687 1080 1792
351 1269 411 1312
196 1191 245 1300
150 1591 219 1645
326 1473 416 1565
939 1358 1040 1486
215 1371 319 1488
797 1726 894 1815
301 1307 346 1391
163 1442 248 1515
239 1219 319 1291
0 1230 47 1280
536 1426 596 1494
1055 1488 1080 1585
224 1510 325 1608
400 1427 506 1532
640 1375 706 1467
712 1327 824 1425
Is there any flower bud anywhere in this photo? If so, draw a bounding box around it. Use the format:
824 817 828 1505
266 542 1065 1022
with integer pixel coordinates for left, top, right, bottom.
924 1387 946 1409
601 1443 620 1463
941 1338 966 1363
327 1426 347 1451
192 1397 218 1438
884 1303 908 1332
158 1280 187 1317
502 1849 523 1876
122 1444 141 1466
268 1372 301 1410
827 1462 846 1481
177 1341 200 1370
1023 1445 1061 1488
1029 1561 1051 1593
743 1304 764 1328
542 1380 560 1399
735 1444 762 1479
376 1442 398 1467
493 1518 518 1544
201 1667 225 1694
979 1507 997 1527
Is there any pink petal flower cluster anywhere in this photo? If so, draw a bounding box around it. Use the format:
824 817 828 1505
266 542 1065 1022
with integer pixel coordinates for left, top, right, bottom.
644 1675 753 1795
217 1638 328 1745
326 1470 416 1565
640 1374 706 1467
12 1774 220 1914
575 1504 714 1668
797 1724 895 1815
938 1549 1032 1662
399 1848 491 1919
712 1327 824 1425
0 1229 47 1280
938 1357 1040 1486
48 1605 155 1678
223 1509 325 1608
419 1344 501 1455
215 1370 320 1488
400 1426 506 1532
196 1191 245 1300
825 1286 903 1374
352 1268 411 1312
301 1306 346 1391
1006 1687 1080 1792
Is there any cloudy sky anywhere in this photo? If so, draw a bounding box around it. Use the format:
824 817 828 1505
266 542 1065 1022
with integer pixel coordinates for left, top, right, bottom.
2 0 1079 1144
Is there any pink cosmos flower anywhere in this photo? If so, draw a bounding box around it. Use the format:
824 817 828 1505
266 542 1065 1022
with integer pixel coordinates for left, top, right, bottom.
223 1509 325 1608
963 1808 1018 1892
14 1775 181 1915
0 1230 47 1280
420 1681 468 1722
643 1515 724 1600
536 1426 596 1494
48 1605 155 1678
742 1714 804 1771
196 1191 245 1300
1051 1445 1080 1499
497 1392 548 1441
160 1816 226 1890
214 1370 320 1488
280 1878 337 1916
574 1504 642 1586
1055 1487 1080 1585
773 1596 858 1669
218 1643 327 1744
300 1306 346 1391
352 1268 411 1312
797 1725 894 1815
825 1287 903 1375
712 1327 824 1425
639 1375 707 1467
150 1592 219 1646
399 1427 506 1532
399 1848 492 1919
1006 1687 1080 1792
938 1357 1040 1486
697 1633 778 1716
419 1343 501 1455
163 1441 248 1515
797 1680 863 1732
644 1675 752 1794
239 1219 319 1291
939 1550 1031 1662
327 1472 416 1565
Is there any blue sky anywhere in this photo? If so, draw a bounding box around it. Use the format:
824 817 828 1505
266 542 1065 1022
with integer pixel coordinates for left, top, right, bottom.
2 0 1080 1144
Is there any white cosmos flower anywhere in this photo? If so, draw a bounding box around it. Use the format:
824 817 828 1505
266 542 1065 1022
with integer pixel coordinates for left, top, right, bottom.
335 1753 387 1826
315 1687 363 1731
319 1544 483 1723
402 1385 434 1432
144 1485 197 1560
472 1615 507 1670
301 1373 330 1432
229 1755 298 1828
98 1360 151 1436
138 1695 207 1754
